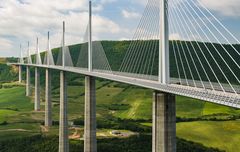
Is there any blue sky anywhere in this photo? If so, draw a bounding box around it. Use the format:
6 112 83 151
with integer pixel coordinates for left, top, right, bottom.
0 0 240 57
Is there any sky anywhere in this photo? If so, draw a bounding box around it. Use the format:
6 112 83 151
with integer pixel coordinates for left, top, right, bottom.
0 0 240 57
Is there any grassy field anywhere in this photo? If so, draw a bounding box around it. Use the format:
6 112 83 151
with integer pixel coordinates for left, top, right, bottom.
0 86 39 140
112 87 152 120
0 58 6 64
176 95 240 118
0 87 33 123
0 110 17 123
177 121 240 152
0 81 240 151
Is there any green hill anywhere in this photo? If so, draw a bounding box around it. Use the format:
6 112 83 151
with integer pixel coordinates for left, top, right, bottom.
2 40 240 84
0 40 240 151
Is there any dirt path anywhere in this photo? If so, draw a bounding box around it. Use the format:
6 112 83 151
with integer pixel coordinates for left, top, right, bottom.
40 125 49 132
69 127 82 140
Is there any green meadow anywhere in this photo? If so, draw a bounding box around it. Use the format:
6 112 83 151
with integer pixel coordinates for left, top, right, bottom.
177 121 240 152
0 80 240 152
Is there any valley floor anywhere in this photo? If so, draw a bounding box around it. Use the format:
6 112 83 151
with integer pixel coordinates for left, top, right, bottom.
0 80 239 152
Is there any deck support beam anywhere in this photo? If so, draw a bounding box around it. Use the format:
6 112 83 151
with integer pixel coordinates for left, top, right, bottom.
84 76 97 152
59 71 69 152
34 67 40 111
152 92 176 152
45 68 52 127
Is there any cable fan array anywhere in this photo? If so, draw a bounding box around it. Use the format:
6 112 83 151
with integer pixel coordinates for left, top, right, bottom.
27 42 32 64
35 38 42 65
168 0 240 94
76 24 112 73
119 0 160 80
43 33 55 66
76 26 89 69
56 39 73 67
22 26 112 74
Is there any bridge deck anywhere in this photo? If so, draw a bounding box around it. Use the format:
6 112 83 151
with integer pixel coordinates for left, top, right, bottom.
10 63 240 109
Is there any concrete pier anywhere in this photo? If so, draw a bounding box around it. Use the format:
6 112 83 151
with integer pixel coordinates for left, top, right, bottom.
152 92 176 152
26 66 31 96
34 67 40 111
59 71 69 152
19 65 22 83
45 69 52 127
84 76 97 152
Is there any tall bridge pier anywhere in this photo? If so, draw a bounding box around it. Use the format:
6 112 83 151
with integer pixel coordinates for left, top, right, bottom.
84 76 97 152
18 65 22 83
34 37 41 111
59 21 69 152
152 92 176 152
84 1 97 151
18 44 23 83
26 66 31 96
34 67 40 111
153 0 176 151
26 42 32 96
45 68 52 127
45 32 52 127
59 71 69 152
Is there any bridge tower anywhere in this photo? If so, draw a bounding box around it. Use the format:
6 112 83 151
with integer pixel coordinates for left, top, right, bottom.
84 1 97 152
45 31 52 127
153 0 176 152
34 38 41 111
26 41 31 96
18 44 23 83
152 92 176 152
152 0 176 152
59 21 69 152
159 0 169 84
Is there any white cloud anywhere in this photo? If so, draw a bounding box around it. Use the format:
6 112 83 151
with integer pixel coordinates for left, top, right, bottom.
0 38 15 57
122 10 140 19
169 33 181 40
131 0 147 6
199 0 240 17
0 38 13 51
0 0 125 57
93 15 120 34
100 0 117 4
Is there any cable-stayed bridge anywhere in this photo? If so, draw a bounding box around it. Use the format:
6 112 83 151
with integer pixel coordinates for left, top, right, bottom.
9 0 240 152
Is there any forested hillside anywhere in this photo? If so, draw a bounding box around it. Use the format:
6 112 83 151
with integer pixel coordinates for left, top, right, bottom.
3 40 240 84
0 58 18 84
0 41 240 152
50 40 240 84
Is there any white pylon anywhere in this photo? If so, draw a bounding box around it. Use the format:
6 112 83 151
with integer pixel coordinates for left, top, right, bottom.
62 22 65 67
88 0 92 72
159 0 169 84
27 41 32 64
36 37 42 65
